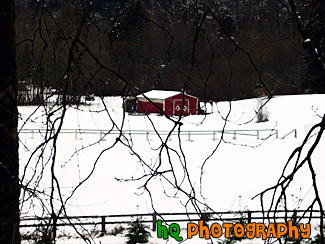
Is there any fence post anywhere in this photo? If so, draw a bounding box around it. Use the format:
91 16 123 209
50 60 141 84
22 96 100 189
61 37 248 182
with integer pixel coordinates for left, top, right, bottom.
233 131 237 140
247 211 251 223
257 130 260 140
275 129 278 139
212 131 216 141
31 129 34 139
75 129 78 140
121 130 126 141
187 131 191 141
100 131 106 141
294 129 297 138
146 131 149 141
152 213 157 231
101 216 106 235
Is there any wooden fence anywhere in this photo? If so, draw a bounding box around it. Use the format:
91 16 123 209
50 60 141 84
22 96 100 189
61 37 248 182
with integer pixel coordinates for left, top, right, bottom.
20 210 323 237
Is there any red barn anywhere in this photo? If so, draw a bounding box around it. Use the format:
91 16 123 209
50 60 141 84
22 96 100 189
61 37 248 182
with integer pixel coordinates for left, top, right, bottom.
136 90 198 116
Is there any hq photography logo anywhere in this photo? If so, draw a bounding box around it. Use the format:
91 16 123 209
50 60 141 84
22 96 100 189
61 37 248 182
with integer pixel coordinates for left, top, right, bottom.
156 220 311 242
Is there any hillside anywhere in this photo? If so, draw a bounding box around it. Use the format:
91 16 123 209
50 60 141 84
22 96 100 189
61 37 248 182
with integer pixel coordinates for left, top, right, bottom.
19 94 325 243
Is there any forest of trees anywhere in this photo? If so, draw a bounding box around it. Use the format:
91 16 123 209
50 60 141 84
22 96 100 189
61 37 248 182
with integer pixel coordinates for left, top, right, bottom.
15 0 324 104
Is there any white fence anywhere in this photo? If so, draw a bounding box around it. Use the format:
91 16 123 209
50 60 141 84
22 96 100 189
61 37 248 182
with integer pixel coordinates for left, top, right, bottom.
18 128 286 141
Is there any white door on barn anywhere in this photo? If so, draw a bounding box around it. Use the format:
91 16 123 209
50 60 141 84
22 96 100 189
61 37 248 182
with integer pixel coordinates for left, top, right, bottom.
173 99 190 116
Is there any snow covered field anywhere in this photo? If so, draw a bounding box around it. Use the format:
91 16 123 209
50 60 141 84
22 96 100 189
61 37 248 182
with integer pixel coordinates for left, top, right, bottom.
18 94 325 243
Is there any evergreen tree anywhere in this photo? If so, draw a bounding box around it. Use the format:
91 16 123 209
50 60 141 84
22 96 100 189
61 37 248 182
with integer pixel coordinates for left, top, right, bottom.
125 217 151 244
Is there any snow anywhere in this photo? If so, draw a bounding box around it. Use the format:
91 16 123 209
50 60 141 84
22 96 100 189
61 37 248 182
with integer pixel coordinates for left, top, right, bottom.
137 90 183 100
18 94 325 243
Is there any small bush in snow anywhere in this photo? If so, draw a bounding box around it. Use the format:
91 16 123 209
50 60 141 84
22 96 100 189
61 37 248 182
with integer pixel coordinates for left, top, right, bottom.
109 225 125 236
255 97 269 123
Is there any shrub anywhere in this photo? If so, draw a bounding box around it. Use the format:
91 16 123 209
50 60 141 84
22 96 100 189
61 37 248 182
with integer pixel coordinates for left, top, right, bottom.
125 217 151 244
109 225 125 236
255 97 269 123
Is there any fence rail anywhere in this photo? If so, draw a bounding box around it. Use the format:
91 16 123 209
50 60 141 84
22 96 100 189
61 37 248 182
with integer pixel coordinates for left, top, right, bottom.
281 129 297 139
19 128 283 141
20 210 324 237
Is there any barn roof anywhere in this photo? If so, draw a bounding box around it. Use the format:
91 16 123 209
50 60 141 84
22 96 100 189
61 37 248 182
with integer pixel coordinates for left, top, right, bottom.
137 90 181 100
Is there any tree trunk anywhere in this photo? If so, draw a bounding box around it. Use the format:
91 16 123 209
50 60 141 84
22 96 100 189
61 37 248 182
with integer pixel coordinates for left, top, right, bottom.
0 0 20 243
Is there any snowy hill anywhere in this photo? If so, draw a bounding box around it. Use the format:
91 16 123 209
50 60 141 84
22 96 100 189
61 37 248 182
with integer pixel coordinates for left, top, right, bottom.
18 94 325 243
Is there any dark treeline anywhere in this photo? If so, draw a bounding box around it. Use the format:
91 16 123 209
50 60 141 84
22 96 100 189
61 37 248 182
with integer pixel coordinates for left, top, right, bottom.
15 0 325 102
